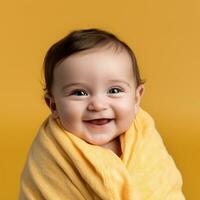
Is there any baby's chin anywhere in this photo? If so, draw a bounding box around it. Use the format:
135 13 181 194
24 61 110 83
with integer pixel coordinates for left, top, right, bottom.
82 132 124 147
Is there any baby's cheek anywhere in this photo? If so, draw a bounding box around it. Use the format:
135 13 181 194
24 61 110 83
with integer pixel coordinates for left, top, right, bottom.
59 100 83 114
62 107 81 122
115 100 136 127
115 99 135 116
59 112 80 133
57 102 82 128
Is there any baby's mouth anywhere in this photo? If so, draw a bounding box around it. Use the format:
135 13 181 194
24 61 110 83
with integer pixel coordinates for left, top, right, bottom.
84 118 113 125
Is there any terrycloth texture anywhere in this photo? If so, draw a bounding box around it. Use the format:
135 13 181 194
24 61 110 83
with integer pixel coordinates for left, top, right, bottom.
19 108 185 200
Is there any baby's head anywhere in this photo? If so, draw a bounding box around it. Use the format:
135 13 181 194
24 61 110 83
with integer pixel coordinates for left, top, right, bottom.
43 28 144 145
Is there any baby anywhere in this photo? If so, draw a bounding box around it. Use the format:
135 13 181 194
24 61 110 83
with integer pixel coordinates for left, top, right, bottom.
19 28 185 200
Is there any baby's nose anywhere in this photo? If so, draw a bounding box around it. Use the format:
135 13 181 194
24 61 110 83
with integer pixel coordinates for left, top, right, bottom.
87 96 108 112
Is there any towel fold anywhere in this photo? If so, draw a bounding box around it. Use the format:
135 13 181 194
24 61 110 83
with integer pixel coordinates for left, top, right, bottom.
19 108 185 199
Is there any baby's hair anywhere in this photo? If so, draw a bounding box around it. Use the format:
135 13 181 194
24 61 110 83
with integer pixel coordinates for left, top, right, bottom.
43 28 144 96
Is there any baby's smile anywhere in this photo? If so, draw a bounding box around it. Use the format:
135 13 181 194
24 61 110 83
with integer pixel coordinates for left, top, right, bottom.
83 118 114 126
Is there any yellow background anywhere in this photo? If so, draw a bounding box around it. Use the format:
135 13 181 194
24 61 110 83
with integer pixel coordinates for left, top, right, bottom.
0 0 199 199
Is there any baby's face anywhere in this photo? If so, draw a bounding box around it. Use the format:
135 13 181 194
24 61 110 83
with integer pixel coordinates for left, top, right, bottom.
48 47 143 145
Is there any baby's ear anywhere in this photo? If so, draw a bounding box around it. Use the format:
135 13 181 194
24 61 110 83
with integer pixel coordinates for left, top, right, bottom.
44 93 51 108
44 93 58 118
136 84 144 98
135 84 145 112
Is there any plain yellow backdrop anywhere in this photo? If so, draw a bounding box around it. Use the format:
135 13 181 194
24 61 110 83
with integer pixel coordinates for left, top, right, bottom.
0 0 199 199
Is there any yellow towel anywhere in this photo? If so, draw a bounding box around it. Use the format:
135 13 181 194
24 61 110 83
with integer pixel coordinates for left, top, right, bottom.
19 108 185 199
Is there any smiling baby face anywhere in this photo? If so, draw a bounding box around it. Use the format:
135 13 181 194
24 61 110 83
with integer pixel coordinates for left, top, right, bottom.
46 47 144 146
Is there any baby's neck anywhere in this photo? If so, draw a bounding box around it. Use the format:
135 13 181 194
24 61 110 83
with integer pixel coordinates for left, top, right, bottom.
101 137 122 157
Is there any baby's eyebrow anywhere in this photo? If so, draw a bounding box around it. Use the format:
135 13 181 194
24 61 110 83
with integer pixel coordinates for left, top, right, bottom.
108 79 131 87
61 83 86 91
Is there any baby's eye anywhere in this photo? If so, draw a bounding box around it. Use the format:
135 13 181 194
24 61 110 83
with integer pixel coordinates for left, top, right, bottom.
70 89 88 96
108 87 123 94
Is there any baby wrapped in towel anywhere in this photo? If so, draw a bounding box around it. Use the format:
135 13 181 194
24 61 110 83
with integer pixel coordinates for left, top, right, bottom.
19 28 185 200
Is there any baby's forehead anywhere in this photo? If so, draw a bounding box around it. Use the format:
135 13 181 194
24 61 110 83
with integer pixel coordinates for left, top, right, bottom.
60 45 133 66
53 46 136 87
